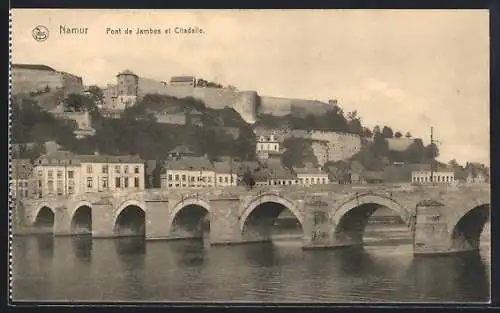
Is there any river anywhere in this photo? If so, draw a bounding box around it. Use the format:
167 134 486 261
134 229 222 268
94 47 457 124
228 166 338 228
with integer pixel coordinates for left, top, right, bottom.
11 223 490 303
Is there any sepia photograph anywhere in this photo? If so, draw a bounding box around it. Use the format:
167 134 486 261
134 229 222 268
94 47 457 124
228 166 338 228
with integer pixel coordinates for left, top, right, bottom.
9 9 490 303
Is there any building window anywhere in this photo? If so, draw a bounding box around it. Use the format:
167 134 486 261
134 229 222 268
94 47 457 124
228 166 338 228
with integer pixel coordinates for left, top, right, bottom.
115 177 121 188
47 180 54 191
57 170 63 178
182 175 186 182
219 176 223 183
134 177 140 188
225 176 229 183
115 165 121 173
24 190 28 197
48 170 53 178
102 177 108 189
38 170 42 177
87 165 93 174
175 174 179 182
87 177 93 188
68 170 74 179
124 165 129 174
134 166 140 174
102 165 108 174
208 177 212 183
124 177 129 188
168 174 173 181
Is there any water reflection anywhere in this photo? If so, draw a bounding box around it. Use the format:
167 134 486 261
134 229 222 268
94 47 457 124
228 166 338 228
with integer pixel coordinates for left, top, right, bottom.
35 234 54 258
114 237 146 255
71 235 93 263
406 252 489 302
12 232 491 303
170 240 207 268
244 242 277 267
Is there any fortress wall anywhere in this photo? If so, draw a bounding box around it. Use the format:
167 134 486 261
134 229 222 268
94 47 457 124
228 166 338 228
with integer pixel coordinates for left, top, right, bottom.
60 73 84 95
233 91 258 123
280 129 362 164
310 131 362 162
137 77 256 122
12 68 65 94
259 96 293 116
138 77 170 95
290 100 331 117
192 87 239 109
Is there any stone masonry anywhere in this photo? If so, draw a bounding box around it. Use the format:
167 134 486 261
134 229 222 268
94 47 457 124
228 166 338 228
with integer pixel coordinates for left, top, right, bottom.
14 184 490 256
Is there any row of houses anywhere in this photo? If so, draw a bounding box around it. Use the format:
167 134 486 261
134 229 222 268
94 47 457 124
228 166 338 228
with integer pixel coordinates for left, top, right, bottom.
10 144 488 200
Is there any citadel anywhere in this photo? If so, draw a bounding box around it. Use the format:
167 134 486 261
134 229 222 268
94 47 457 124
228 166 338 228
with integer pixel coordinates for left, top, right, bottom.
10 63 419 165
101 69 334 124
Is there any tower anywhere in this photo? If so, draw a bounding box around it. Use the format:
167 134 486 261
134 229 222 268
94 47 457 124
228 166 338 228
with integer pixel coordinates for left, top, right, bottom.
116 69 139 109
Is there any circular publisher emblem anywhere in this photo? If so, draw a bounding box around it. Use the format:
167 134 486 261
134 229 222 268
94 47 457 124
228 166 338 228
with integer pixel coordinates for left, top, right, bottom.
32 25 49 42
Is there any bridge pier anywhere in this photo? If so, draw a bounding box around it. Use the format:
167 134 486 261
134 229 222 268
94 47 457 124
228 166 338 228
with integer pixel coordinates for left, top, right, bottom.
91 201 116 238
301 201 357 249
209 198 247 245
413 200 484 256
145 200 171 240
53 205 72 236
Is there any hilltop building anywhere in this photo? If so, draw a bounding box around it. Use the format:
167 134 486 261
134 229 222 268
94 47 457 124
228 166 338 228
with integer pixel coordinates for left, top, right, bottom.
11 63 83 96
100 69 335 124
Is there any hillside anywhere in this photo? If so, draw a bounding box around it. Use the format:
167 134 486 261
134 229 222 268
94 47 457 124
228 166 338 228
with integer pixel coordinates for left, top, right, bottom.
12 91 439 171
12 94 257 161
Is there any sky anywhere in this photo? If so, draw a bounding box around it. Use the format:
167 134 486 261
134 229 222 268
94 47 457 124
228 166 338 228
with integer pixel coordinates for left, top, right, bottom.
11 9 490 166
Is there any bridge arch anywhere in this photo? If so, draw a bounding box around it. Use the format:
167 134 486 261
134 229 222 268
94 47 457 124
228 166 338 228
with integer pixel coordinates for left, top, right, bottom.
168 196 211 238
333 192 410 244
114 199 147 236
448 200 490 251
33 203 55 232
70 201 93 235
240 193 304 241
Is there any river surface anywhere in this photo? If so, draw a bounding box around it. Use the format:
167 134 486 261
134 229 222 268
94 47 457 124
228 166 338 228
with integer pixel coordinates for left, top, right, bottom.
11 224 491 303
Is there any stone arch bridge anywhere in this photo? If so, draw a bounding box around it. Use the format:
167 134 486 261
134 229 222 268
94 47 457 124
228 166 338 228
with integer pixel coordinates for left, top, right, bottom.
15 184 490 255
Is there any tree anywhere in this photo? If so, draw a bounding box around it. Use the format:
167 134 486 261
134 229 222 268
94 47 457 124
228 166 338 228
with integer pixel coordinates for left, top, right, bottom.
405 132 412 138
425 143 440 160
64 93 95 112
382 126 394 138
361 127 373 138
404 139 426 164
448 159 461 168
373 125 381 134
372 132 389 157
87 85 104 106
394 131 403 138
241 168 256 189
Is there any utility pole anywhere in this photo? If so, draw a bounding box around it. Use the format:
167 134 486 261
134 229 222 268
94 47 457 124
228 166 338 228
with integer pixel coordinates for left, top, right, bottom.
429 126 440 184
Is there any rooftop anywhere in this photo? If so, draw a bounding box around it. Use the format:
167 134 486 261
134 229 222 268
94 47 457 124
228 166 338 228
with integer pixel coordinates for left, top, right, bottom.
213 161 236 174
294 166 326 175
117 69 138 76
163 156 214 172
170 76 195 82
12 63 56 72
169 145 198 156
78 154 143 164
